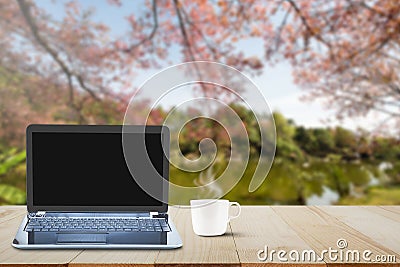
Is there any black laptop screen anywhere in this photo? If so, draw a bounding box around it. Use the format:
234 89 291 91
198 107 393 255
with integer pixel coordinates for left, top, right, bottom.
32 132 164 207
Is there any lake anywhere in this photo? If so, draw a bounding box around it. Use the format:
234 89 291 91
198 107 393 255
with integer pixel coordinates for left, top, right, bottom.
169 158 396 206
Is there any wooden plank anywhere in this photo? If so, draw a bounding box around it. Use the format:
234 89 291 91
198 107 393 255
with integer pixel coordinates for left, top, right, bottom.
69 207 180 266
229 206 324 266
0 213 81 265
0 206 399 266
316 206 400 255
379 206 400 215
273 206 399 265
273 206 400 266
155 207 240 266
0 206 26 223
365 207 400 223
0 213 26 249
69 250 158 267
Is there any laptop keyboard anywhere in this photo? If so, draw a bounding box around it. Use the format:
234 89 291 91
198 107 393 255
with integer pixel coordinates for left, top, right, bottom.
25 217 171 233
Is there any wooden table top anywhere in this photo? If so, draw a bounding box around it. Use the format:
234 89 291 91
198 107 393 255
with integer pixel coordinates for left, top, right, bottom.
0 205 399 266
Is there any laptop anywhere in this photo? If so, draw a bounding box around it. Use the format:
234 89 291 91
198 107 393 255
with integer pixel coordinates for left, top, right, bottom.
13 124 182 249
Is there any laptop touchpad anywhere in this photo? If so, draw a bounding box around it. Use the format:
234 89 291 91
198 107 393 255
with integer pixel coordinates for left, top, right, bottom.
57 234 107 244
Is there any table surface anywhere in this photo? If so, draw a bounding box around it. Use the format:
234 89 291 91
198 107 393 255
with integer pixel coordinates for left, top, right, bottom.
0 205 399 266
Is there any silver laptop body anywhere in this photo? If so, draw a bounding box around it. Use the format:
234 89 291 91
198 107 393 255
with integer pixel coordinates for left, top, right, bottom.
13 125 182 249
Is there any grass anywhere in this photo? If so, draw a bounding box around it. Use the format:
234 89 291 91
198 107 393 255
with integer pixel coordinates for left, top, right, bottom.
338 186 400 205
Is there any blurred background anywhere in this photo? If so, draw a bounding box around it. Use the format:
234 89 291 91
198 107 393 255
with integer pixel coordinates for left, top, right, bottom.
1 0 399 205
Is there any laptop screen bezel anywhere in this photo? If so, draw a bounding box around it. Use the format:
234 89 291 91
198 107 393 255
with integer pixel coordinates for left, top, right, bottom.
26 124 169 213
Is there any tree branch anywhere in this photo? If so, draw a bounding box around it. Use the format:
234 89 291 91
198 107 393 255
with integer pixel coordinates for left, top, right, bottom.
173 0 196 62
17 0 70 78
17 0 100 104
180 6 221 57
121 0 158 53
359 1 390 17
325 85 400 117
286 0 332 49
275 7 291 51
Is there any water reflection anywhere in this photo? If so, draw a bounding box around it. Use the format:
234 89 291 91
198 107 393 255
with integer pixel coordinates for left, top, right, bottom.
306 186 339 205
170 159 390 205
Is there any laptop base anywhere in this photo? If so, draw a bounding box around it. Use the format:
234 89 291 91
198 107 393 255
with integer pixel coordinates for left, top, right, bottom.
13 215 182 249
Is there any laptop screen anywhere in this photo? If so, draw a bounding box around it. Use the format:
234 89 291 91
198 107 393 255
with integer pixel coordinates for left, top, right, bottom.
30 129 165 208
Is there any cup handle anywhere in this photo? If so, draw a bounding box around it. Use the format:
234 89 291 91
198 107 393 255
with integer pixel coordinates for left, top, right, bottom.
229 202 241 221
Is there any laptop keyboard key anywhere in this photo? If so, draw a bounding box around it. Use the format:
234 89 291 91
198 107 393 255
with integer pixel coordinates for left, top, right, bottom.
26 217 171 233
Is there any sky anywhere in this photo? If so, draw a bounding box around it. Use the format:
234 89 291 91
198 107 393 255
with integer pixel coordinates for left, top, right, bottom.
36 0 385 132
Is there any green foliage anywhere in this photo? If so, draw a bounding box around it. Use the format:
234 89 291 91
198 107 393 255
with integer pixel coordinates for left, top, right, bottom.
313 128 335 155
273 112 295 141
0 184 26 204
276 139 303 161
1 110 400 206
294 126 316 153
334 127 357 153
230 103 261 151
384 161 400 185
0 149 26 176
294 127 335 157
0 148 26 204
372 137 400 161
338 186 400 205
273 112 304 161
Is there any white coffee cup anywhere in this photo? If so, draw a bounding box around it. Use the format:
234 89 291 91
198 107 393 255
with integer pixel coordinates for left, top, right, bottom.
190 199 241 236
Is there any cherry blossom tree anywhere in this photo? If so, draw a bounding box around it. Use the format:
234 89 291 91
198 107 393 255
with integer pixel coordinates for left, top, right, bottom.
0 0 267 144
264 0 400 127
1 0 399 146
